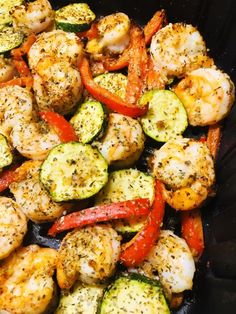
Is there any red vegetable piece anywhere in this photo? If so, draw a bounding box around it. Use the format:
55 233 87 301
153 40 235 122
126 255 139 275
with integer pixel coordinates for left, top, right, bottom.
120 180 165 267
0 164 20 193
48 198 150 237
39 111 78 143
11 33 37 60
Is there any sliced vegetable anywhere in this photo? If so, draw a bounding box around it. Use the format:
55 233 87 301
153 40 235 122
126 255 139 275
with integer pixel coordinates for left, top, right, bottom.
0 134 13 169
103 51 129 71
40 142 108 202
181 209 204 259
144 9 166 45
11 33 36 59
13 58 31 77
39 111 78 143
0 0 24 27
0 163 20 192
125 24 148 105
55 282 104 314
79 57 148 118
140 90 188 142
207 123 221 158
98 273 170 314
55 3 96 33
70 101 107 144
48 198 150 236
77 22 98 40
0 26 24 53
120 180 165 267
95 169 155 235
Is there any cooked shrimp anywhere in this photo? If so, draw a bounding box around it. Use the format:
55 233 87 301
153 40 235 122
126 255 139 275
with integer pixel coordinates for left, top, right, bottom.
0 85 35 140
0 245 57 314
0 56 16 83
10 120 61 160
9 160 71 222
95 113 145 167
28 30 83 70
150 23 213 78
139 230 195 295
86 13 131 55
11 0 55 35
173 68 235 126
57 225 121 289
33 56 83 114
152 136 215 210
0 197 27 260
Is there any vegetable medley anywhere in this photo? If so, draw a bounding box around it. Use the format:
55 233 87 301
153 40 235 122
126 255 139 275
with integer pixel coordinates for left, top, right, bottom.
0 0 234 313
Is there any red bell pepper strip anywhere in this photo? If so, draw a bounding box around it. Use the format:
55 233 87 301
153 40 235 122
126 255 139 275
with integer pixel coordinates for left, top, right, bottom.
207 123 221 159
39 111 78 143
103 49 129 71
144 9 166 45
125 24 148 105
181 209 204 260
11 33 37 60
0 164 20 193
0 76 33 88
120 180 165 267
13 59 32 77
77 23 99 41
48 198 150 237
79 57 148 117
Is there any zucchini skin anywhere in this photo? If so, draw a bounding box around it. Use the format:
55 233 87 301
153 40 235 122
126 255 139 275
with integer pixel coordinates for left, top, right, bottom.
40 142 108 202
98 273 170 314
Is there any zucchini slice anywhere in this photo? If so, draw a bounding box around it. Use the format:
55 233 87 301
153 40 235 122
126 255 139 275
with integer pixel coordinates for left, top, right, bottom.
95 169 155 234
40 142 108 202
140 90 188 142
55 283 104 314
55 3 96 33
0 26 23 53
0 0 24 27
0 133 13 169
98 273 170 314
93 73 127 101
70 101 107 144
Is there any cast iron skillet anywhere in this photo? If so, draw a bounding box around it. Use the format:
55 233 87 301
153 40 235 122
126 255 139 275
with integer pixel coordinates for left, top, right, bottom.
25 1 236 313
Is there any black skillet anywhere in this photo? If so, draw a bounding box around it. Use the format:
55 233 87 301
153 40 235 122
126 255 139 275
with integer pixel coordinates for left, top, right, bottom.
25 1 236 313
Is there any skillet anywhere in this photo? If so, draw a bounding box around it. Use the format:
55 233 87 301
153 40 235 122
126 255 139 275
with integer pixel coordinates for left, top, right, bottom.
24 0 236 313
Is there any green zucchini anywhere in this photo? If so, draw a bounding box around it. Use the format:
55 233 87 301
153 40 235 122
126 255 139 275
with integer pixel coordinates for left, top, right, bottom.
70 101 107 144
0 0 24 27
40 142 108 202
92 73 127 101
140 90 188 142
98 273 170 314
55 3 96 33
95 169 155 234
55 283 104 314
0 133 13 170
0 26 23 53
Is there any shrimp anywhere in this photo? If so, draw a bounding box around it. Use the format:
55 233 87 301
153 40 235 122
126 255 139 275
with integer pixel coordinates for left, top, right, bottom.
95 113 145 167
0 197 27 260
173 68 235 126
57 225 121 289
11 0 55 35
0 56 16 83
33 56 83 114
138 230 195 296
9 160 71 223
150 23 214 78
0 85 35 140
86 13 131 55
0 245 57 314
28 30 83 70
10 120 61 160
151 136 215 211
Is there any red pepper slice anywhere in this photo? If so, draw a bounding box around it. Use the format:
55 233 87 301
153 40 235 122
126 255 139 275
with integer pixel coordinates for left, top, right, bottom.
0 164 20 193
207 123 221 159
39 111 78 143
48 198 150 237
11 33 37 60
13 59 32 77
144 9 166 45
181 209 204 260
79 57 148 117
103 52 129 71
77 23 99 41
125 24 148 105
120 180 165 267
0 76 33 88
